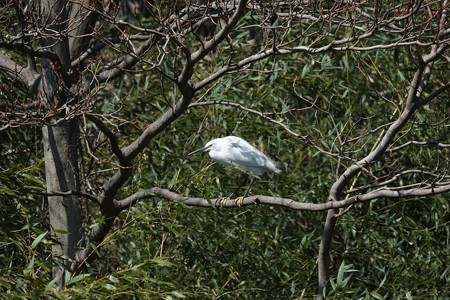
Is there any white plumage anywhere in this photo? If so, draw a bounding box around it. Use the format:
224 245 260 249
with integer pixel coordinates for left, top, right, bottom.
189 136 281 176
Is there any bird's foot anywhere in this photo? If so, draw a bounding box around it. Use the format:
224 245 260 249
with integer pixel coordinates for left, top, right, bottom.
234 196 245 207
215 196 245 207
217 196 230 207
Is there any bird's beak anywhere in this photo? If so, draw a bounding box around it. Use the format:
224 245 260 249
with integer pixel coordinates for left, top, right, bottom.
188 146 208 156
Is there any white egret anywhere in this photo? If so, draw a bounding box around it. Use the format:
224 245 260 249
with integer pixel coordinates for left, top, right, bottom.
188 136 281 204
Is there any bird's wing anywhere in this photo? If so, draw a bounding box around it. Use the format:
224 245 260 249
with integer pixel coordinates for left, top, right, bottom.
228 137 281 174
218 137 269 175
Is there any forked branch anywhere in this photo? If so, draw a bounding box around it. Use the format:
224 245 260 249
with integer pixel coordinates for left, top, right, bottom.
317 41 448 298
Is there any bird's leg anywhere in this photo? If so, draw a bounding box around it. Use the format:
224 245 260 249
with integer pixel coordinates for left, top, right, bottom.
234 177 255 207
215 174 246 207
219 175 254 207
243 177 255 198
228 174 250 200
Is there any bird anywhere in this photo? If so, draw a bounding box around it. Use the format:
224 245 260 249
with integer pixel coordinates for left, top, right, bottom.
188 136 281 204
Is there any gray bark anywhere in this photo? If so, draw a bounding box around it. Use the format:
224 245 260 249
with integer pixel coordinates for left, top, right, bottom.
43 118 82 287
38 0 83 288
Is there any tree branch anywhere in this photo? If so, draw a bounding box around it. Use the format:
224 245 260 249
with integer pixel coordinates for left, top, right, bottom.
0 53 38 89
87 35 160 90
193 27 380 92
345 170 450 194
40 190 99 204
114 191 154 212
139 185 450 210
190 0 248 64
75 1 253 277
317 42 448 298
388 140 450 152
86 114 126 167
0 41 62 64
70 176 449 277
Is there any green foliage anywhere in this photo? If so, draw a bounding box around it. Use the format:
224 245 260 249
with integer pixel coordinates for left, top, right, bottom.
1 3 449 299
327 195 450 299
63 38 449 299
0 126 54 298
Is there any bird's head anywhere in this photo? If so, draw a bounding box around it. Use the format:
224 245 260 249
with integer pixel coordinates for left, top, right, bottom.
188 140 215 156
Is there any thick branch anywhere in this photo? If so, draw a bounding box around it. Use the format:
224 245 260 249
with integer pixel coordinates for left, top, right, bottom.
68 180 450 278
114 191 154 212
329 53 438 203
80 1 255 273
141 186 450 210
0 53 38 89
68 0 97 60
71 218 114 275
0 41 61 64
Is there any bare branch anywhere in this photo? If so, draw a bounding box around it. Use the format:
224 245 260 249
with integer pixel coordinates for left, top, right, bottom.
193 30 385 92
114 191 154 212
190 0 248 64
329 48 443 203
88 35 161 90
388 140 450 152
40 190 99 204
147 185 450 210
86 114 126 167
439 0 449 34
419 80 450 106
121 93 194 162
346 170 450 194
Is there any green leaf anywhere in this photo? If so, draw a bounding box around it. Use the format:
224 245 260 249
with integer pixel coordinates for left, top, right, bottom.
31 231 48 249
103 283 116 291
66 273 91 286
108 275 119 284
53 229 69 235
24 255 35 278
370 291 385 300
0 187 17 196
336 260 357 288
162 222 182 237
149 257 174 267
171 291 186 298
20 173 44 186
45 277 58 292
336 261 346 285
130 262 147 270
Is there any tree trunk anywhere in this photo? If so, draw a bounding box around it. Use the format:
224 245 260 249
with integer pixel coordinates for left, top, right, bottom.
43 118 82 288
